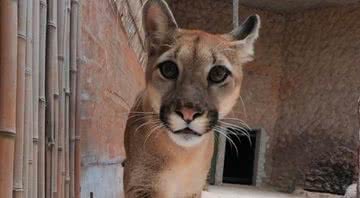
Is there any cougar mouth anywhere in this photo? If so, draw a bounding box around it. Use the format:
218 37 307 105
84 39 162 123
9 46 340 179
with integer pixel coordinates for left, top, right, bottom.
173 128 202 136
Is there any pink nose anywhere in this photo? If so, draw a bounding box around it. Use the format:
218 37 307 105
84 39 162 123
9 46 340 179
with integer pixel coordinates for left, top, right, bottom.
175 107 203 123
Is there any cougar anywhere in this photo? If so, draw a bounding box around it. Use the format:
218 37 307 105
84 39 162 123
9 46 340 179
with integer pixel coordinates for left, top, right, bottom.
123 0 260 197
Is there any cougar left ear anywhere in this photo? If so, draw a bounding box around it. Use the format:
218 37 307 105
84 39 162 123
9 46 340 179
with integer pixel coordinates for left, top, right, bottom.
224 15 261 63
230 15 260 41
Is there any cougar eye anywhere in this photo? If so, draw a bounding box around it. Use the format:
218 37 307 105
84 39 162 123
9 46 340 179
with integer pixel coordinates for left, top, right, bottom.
208 65 230 84
158 61 179 80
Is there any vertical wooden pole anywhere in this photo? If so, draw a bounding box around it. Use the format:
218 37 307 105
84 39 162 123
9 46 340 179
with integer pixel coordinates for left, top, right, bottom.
46 0 59 197
73 1 81 197
24 0 34 197
38 1 47 198
64 2 72 197
69 0 79 197
13 0 26 197
0 0 18 197
32 1 41 198
74 44 81 198
58 0 68 197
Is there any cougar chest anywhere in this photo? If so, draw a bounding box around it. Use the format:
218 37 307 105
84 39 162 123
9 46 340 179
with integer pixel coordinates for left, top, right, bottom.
154 133 214 198
157 161 208 197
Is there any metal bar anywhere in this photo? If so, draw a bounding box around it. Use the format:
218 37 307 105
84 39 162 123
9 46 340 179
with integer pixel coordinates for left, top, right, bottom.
232 0 239 28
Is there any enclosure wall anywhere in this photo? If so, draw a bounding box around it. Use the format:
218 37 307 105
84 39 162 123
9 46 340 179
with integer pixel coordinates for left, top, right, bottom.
271 5 360 193
79 0 145 197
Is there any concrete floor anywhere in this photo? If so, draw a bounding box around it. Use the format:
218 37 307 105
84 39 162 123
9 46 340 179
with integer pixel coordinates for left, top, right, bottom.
203 184 343 198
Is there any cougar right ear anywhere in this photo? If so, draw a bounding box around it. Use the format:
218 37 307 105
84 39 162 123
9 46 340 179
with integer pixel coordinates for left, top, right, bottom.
143 0 178 55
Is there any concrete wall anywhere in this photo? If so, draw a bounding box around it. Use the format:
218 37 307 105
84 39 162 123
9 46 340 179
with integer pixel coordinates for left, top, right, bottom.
271 6 360 193
169 0 359 194
79 0 145 197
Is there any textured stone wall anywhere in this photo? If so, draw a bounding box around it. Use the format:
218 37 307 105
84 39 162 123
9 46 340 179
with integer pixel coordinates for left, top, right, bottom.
271 5 360 194
79 0 145 197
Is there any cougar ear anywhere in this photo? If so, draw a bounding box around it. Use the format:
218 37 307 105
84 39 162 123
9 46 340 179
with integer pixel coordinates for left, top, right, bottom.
224 15 261 63
143 0 178 54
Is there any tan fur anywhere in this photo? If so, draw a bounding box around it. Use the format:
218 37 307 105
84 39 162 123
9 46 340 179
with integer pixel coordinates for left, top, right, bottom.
123 0 260 197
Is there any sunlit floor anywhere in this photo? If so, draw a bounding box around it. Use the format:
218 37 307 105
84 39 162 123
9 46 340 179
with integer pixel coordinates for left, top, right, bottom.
204 184 342 198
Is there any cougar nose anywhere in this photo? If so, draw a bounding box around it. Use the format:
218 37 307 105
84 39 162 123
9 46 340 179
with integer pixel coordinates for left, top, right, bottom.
175 107 203 123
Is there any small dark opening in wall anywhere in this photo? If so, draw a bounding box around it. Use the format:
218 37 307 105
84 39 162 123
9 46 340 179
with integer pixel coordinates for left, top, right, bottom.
90 192 94 198
222 128 257 185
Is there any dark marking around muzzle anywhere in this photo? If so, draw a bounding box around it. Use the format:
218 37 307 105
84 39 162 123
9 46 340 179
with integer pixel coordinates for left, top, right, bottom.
159 83 219 133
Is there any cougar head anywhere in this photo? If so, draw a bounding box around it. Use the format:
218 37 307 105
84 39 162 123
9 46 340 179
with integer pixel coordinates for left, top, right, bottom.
142 0 260 146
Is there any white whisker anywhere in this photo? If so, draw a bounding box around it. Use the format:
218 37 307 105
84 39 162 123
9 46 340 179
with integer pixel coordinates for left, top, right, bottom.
214 126 239 156
215 124 242 143
218 121 252 146
239 95 248 119
127 114 156 120
219 119 250 130
135 120 161 134
143 124 164 149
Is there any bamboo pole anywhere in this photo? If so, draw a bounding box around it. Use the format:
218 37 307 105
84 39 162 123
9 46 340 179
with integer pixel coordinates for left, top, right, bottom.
64 0 71 198
0 0 18 197
57 0 68 197
38 0 47 198
69 0 79 197
13 0 27 197
46 0 59 197
64 2 72 198
65 94 71 198
32 1 40 198
24 0 34 197
74 2 81 196
65 5 71 198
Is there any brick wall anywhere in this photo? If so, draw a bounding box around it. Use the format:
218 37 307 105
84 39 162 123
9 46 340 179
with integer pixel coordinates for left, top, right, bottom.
79 0 145 197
